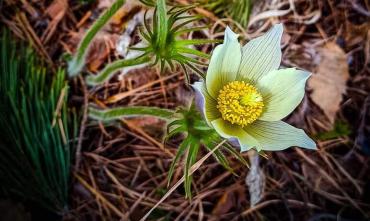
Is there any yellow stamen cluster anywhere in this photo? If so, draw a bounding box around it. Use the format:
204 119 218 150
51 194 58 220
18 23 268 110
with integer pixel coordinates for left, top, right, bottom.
217 81 264 127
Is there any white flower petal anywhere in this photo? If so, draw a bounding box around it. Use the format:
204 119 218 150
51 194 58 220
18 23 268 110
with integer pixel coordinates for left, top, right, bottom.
258 68 310 121
206 27 241 98
245 120 316 151
192 81 220 126
237 24 283 83
211 118 259 152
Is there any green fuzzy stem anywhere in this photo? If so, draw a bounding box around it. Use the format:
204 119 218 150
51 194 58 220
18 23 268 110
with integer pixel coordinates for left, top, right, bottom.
89 106 175 121
86 55 150 86
68 0 126 77
155 0 168 50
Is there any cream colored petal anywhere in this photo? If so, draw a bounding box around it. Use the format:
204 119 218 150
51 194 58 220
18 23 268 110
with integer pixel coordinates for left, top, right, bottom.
192 81 220 126
258 68 310 121
206 27 241 98
211 118 259 152
237 24 283 83
245 120 316 151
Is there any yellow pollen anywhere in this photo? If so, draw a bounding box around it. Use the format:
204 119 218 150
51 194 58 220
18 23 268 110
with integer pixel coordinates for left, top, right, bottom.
217 81 264 127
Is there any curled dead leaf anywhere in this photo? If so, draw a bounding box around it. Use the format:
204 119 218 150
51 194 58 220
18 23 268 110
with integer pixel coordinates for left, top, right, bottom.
308 42 350 126
211 185 246 218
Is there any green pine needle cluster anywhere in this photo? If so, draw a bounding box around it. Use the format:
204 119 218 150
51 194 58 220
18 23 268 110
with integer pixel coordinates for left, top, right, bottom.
133 0 219 82
202 0 252 27
166 105 248 199
0 30 75 213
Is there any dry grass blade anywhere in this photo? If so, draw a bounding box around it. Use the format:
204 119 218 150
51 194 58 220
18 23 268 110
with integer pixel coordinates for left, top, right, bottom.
295 148 365 215
74 173 126 218
241 199 320 217
106 72 180 104
140 140 226 221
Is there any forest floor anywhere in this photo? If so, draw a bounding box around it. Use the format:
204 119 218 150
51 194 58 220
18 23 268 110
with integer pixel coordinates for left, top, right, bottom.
1 0 370 220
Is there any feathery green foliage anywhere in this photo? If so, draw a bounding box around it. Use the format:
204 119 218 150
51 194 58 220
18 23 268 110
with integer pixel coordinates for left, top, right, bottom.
68 0 126 77
202 0 252 27
166 104 248 199
133 0 219 82
0 30 74 213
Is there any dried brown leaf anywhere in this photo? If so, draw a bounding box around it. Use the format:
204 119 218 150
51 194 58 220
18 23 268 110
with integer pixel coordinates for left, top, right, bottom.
42 0 68 43
86 33 119 72
210 185 247 218
308 42 349 126
345 21 370 47
211 190 235 216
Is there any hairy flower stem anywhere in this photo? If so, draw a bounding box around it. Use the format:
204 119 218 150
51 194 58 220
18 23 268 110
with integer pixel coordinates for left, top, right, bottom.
86 55 150 85
88 106 175 121
246 150 265 206
86 56 150 86
68 0 126 77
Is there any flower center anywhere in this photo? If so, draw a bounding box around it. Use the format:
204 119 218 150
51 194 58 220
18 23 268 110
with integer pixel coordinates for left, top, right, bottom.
217 81 264 127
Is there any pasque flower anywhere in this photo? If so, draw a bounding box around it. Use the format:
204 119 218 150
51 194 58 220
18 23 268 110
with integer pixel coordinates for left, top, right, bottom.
193 24 316 152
